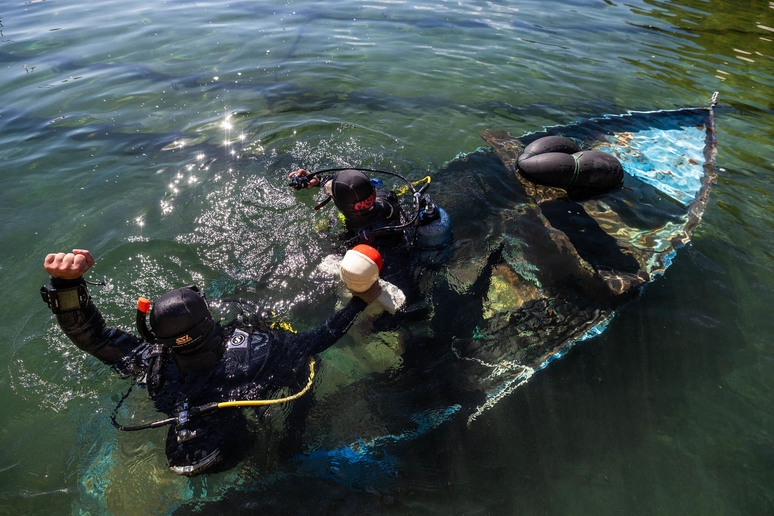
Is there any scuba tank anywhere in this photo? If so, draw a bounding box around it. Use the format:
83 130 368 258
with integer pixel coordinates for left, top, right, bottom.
415 195 452 265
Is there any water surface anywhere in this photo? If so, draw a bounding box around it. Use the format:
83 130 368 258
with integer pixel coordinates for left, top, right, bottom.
1 0 773 513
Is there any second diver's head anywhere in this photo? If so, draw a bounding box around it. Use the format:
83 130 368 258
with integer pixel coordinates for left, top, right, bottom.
330 169 376 221
148 285 222 372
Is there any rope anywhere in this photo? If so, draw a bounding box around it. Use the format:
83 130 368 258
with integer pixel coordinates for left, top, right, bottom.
516 151 534 165
566 152 582 190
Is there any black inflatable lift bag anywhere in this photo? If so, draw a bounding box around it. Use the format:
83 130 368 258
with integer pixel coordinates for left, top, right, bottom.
517 150 623 192
573 150 624 190
517 135 581 164
518 152 577 188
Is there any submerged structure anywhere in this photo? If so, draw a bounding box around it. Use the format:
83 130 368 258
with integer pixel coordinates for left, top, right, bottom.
76 95 719 509
287 94 720 492
447 93 719 420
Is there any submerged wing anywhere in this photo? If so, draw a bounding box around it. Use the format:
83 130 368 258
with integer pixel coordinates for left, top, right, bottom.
449 97 719 417
481 98 718 295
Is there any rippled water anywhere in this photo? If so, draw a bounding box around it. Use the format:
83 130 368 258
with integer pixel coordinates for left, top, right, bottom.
2 0 773 514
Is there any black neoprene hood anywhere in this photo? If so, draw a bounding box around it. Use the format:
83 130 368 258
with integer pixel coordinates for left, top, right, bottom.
149 286 213 347
331 169 375 215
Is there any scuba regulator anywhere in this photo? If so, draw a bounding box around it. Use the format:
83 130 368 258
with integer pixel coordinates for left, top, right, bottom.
289 174 311 190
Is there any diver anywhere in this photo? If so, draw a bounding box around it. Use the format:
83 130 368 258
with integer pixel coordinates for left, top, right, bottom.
288 168 452 322
40 249 382 476
289 168 406 246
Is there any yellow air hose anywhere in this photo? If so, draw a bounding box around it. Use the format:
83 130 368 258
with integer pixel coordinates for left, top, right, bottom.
395 175 431 196
112 358 317 431
217 357 316 408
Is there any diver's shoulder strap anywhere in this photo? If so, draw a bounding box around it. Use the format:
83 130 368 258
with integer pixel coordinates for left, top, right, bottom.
144 343 168 395
224 327 271 368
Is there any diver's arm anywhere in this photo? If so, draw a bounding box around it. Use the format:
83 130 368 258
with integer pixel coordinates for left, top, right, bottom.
288 169 321 188
42 251 142 368
297 297 369 356
288 169 335 194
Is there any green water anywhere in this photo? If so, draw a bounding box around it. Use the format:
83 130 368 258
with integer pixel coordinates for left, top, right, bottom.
1 0 773 513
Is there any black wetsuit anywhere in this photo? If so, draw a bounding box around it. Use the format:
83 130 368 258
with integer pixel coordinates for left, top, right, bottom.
44 276 367 476
318 175 420 304
347 190 414 287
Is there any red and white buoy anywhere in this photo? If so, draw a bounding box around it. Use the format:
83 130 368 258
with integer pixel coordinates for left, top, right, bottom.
339 244 405 313
340 244 383 293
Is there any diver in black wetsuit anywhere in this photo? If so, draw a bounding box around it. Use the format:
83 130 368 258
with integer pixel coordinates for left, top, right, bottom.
289 168 451 319
289 168 406 245
40 249 380 476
